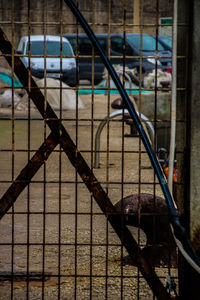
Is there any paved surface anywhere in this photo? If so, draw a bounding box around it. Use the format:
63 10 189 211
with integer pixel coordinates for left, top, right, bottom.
0 93 177 299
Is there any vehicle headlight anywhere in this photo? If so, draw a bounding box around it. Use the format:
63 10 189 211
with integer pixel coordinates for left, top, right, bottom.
30 62 38 69
66 61 76 70
147 58 161 66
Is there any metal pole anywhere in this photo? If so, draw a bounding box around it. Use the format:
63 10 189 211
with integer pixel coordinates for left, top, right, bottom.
168 0 178 193
133 0 140 33
180 0 200 297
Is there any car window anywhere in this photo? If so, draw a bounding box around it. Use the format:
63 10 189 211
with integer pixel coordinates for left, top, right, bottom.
111 37 132 55
97 38 107 53
160 36 172 48
127 35 165 51
111 37 123 54
26 41 73 55
69 36 106 56
66 37 76 52
78 39 93 55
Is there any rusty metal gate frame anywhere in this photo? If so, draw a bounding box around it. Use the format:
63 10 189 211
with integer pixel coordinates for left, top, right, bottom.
0 24 172 300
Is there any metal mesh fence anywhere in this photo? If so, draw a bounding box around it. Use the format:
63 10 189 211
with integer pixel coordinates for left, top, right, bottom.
0 0 179 299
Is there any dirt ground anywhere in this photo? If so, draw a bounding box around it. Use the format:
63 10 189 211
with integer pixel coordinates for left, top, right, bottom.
0 92 178 299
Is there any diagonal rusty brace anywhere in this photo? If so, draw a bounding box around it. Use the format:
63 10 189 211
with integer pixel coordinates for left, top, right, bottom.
0 131 59 218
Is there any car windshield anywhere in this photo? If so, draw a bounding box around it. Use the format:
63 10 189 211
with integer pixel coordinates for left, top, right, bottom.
126 35 165 51
160 36 172 48
26 41 73 55
66 36 107 55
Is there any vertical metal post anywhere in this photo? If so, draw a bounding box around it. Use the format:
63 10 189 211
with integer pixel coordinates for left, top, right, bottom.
188 0 200 264
177 0 200 298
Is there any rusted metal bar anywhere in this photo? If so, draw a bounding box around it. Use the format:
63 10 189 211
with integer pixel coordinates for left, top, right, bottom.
0 27 172 299
0 131 59 219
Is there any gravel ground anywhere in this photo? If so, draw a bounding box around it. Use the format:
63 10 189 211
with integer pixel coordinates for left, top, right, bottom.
0 93 178 299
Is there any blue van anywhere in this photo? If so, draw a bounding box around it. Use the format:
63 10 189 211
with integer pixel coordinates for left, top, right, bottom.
63 33 172 84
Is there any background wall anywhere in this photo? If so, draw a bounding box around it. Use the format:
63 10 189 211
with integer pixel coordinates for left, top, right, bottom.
0 0 173 48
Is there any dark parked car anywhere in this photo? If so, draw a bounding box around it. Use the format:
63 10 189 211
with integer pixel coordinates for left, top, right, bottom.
153 35 172 52
63 33 172 84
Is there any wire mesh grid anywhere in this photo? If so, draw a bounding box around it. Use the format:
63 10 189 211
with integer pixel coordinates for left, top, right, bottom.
0 0 178 299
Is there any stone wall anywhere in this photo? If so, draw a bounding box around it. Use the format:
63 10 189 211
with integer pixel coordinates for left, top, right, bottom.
0 0 173 48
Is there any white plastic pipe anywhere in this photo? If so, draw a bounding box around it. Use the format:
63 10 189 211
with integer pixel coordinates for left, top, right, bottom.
168 0 178 193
